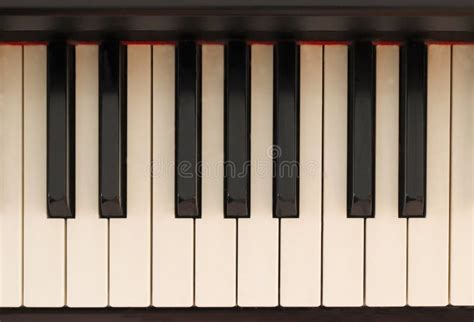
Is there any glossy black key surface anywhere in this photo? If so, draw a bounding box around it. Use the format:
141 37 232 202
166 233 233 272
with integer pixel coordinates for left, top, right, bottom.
273 41 299 218
347 41 375 218
175 41 201 218
399 41 427 218
47 41 75 219
99 40 127 218
224 41 250 218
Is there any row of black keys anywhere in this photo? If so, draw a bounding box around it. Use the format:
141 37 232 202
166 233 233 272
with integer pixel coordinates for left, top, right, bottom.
47 40 426 220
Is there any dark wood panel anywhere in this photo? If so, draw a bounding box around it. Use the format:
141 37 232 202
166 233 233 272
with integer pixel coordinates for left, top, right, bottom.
1 0 474 10
0 31 474 43
0 307 472 322
1 0 473 40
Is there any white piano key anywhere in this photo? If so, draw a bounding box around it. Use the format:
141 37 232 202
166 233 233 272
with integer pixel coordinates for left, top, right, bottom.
322 45 364 307
238 44 278 307
408 44 450 306
450 45 474 306
23 45 65 307
0 45 23 307
66 45 108 307
195 45 236 307
109 45 151 307
365 45 407 307
280 44 322 307
152 45 194 307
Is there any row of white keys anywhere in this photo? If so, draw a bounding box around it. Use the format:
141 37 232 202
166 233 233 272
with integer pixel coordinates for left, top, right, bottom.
366 44 472 307
0 45 109 308
60 44 154 307
74 43 474 308
0 45 23 307
326 44 469 307
1 43 471 308
450 45 473 306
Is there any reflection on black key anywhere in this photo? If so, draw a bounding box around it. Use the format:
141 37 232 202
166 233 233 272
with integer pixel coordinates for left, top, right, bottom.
47 41 75 219
175 41 201 218
347 41 375 218
99 40 127 218
273 41 299 218
399 41 427 218
224 41 250 218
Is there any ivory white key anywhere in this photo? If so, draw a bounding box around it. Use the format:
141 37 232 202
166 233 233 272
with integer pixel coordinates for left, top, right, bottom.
0 45 23 307
365 45 407 307
23 45 65 307
450 45 474 306
109 45 151 307
152 45 194 307
322 45 364 307
67 45 108 307
195 45 236 307
280 44 322 307
238 44 278 307
408 45 450 306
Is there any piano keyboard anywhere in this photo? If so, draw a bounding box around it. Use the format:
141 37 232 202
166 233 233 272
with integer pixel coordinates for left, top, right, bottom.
0 41 472 308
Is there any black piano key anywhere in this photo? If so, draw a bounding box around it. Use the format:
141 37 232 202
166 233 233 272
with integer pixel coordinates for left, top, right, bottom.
175 41 201 218
273 41 299 218
47 41 75 219
99 40 127 218
399 41 427 218
224 41 250 219
347 41 376 218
